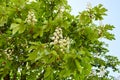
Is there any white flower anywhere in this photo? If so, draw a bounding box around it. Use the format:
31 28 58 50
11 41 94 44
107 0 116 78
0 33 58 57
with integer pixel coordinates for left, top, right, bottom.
26 0 37 4
50 27 71 52
90 69 97 76
93 53 100 58
18 67 22 73
60 49 63 52
60 6 65 12
86 2 92 10
26 19 31 23
55 36 59 40
98 66 106 77
50 37 55 40
50 42 54 45
59 34 63 38
59 40 63 44
62 39 67 43
54 39 58 44
55 28 59 32
99 70 106 77
53 32 58 36
32 19 37 22
25 11 37 25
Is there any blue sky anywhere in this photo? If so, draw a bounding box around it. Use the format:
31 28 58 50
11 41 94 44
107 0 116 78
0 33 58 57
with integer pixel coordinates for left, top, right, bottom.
68 0 120 77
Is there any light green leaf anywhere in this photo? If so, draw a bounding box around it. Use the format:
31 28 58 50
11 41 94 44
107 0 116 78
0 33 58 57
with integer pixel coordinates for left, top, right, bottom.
10 23 20 35
27 52 37 61
33 33 39 39
15 18 22 23
104 24 115 31
10 23 19 30
75 59 83 73
39 30 43 37
18 24 26 34
44 66 52 78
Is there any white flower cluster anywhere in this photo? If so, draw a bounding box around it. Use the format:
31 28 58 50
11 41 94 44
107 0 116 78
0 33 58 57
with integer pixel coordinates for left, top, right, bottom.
93 53 101 58
60 6 65 12
25 11 37 25
26 0 37 4
50 27 70 52
86 2 92 10
90 66 106 77
98 66 106 77
90 69 97 76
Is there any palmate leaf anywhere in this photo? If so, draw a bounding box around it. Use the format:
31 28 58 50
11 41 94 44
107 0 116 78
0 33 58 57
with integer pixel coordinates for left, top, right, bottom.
27 51 37 61
104 32 115 40
10 18 26 35
104 24 115 31
14 18 22 23
93 4 107 20
79 11 92 25
10 23 20 35
18 24 26 34
44 66 53 80
0 16 7 27
10 23 26 35
33 26 45 38
0 0 119 80
75 59 83 73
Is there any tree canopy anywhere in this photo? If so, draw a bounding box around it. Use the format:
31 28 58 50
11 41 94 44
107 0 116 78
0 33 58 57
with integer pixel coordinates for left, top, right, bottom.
0 0 120 80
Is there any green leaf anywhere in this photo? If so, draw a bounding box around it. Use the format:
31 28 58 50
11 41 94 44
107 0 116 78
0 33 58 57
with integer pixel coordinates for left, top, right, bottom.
33 33 39 39
15 18 22 23
104 32 115 40
51 50 58 57
75 59 83 73
10 23 19 30
0 1 119 79
0 17 7 26
10 23 20 35
27 52 37 61
39 30 43 37
79 11 91 25
93 4 107 20
18 24 26 34
104 24 115 31
44 66 52 78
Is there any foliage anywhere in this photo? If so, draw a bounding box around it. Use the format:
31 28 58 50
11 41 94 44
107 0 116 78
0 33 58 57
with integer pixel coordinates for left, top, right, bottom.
0 0 120 80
